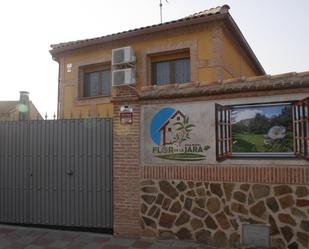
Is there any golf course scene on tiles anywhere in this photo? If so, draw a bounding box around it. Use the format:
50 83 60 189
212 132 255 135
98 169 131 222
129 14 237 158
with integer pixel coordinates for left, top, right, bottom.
231 103 293 153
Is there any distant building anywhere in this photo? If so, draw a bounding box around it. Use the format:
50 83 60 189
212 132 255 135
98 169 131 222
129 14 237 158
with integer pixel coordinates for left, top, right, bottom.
0 91 42 121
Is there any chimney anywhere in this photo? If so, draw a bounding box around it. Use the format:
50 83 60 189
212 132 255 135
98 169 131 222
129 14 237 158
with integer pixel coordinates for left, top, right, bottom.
19 91 30 120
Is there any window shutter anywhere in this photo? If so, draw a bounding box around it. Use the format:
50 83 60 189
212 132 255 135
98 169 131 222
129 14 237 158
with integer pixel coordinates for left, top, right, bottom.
293 97 309 160
215 104 232 161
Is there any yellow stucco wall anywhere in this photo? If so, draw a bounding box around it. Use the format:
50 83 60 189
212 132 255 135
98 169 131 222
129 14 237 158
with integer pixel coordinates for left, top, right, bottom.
58 22 261 118
222 31 257 78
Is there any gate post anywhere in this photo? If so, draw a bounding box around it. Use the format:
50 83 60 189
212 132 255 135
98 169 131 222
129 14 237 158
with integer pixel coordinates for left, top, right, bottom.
112 86 141 236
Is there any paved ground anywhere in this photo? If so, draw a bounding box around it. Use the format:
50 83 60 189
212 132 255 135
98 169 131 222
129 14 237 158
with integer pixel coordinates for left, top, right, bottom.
0 225 217 249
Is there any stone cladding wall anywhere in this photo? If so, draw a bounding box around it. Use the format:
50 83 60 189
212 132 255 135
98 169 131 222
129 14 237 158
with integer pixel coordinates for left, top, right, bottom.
141 180 309 249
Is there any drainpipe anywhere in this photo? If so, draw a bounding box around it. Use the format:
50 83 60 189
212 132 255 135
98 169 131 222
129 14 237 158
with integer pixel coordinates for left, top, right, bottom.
57 60 60 118
52 56 61 119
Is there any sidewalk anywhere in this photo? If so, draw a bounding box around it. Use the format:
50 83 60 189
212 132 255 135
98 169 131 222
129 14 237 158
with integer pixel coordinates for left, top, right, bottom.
0 225 219 249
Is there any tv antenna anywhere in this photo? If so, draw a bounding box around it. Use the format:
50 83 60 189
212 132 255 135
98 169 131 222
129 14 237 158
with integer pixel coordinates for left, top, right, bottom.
159 0 169 24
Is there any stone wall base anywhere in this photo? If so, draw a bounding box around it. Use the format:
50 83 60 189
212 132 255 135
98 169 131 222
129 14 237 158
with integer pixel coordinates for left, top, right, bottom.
140 180 309 249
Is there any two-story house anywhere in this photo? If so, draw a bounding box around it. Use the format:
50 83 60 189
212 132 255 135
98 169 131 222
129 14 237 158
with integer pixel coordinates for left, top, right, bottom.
50 5 264 119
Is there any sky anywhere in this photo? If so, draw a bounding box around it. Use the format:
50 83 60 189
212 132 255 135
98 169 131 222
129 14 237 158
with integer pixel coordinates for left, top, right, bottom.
232 106 284 123
0 0 308 117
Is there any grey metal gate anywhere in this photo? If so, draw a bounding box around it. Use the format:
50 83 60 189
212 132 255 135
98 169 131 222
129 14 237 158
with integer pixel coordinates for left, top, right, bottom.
0 119 112 229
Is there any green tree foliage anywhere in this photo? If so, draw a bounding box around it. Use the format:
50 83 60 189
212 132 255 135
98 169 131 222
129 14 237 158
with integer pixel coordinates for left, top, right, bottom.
232 106 292 134
270 106 292 130
248 113 270 134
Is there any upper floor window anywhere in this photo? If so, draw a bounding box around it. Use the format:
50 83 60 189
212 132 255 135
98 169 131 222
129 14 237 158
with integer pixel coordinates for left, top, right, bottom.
80 64 111 98
151 50 190 85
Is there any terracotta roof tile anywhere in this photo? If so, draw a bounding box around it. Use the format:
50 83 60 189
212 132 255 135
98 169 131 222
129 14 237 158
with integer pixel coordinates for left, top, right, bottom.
139 71 309 100
185 5 229 18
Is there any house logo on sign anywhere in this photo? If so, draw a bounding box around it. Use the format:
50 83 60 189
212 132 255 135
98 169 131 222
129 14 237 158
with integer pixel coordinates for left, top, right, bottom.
150 108 210 161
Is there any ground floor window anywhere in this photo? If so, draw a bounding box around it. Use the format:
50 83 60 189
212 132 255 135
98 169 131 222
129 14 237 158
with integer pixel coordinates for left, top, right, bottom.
216 97 309 161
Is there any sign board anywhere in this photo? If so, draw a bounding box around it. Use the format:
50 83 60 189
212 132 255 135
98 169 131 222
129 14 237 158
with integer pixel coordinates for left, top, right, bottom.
141 103 213 164
66 63 72 73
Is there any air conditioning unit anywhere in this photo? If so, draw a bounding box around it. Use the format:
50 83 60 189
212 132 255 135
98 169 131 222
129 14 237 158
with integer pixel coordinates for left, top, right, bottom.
112 46 135 65
112 68 136 86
